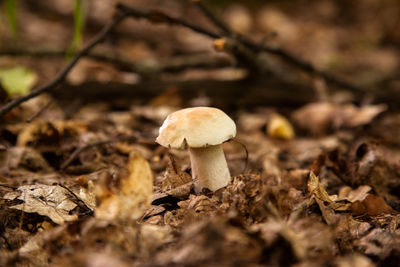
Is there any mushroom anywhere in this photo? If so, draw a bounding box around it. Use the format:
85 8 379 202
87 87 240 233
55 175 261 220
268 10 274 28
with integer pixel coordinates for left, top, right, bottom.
156 107 236 192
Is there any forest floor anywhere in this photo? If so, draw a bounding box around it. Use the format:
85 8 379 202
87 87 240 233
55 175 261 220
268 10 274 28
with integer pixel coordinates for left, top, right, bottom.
0 0 400 266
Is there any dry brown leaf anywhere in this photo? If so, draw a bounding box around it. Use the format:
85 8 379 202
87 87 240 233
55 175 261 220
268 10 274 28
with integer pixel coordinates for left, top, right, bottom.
78 180 96 211
167 182 193 199
307 171 333 204
142 205 166 219
16 120 87 147
162 155 192 191
351 194 394 216
334 104 387 128
161 155 192 199
95 151 153 221
292 102 335 135
3 184 78 224
292 102 386 135
338 185 372 202
186 194 215 213
315 198 341 225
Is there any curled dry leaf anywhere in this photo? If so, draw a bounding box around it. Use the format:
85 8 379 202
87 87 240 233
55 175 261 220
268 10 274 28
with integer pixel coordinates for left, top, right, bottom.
95 151 153 222
338 185 372 203
3 184 80 224
307 172 351 212
307 171 334 204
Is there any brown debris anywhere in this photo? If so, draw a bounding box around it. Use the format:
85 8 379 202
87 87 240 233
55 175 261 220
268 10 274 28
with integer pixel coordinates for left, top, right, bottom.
1 1 400 266
292 102 387 135
351 194 395 216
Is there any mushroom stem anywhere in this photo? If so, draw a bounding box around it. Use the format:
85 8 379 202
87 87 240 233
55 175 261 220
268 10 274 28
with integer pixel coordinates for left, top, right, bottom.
189 144 231 192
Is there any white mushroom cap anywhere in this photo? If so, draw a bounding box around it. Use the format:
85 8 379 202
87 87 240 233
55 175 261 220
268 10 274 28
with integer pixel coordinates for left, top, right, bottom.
156 107 236 149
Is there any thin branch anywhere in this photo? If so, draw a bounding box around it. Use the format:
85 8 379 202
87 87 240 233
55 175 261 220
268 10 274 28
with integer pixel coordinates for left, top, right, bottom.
246 42 365 92
58 183 93 216
116 3 219 39
60 134 139 170
192 0 231 35
0 11 128 119
195 1 365 92
0 2 366 119
117 3 364 92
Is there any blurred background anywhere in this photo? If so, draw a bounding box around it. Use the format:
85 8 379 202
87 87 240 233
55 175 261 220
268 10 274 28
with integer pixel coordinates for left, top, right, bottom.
0 0 399 111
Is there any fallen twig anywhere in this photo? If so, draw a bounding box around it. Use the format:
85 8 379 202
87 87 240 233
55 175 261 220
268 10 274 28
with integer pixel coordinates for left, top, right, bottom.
58 183 93 216
194 1 364 92
192 0 231 35
0 11 128 119
0 2 366 119
116 3 220 39
117 2 364 92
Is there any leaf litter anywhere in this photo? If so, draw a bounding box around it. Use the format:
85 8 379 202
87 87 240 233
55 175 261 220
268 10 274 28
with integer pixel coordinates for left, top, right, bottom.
1 1 400 266
1 95 400 267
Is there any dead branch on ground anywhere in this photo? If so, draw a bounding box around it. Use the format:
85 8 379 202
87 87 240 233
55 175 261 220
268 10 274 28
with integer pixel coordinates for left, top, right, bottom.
0 1 367 119
117 2 365 92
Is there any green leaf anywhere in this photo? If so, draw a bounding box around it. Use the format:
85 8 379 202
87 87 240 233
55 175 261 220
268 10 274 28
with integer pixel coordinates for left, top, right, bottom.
0 67 37 96
4 0 17 37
